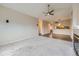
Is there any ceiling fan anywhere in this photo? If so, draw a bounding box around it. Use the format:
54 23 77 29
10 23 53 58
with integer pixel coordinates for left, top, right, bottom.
43 4 54 16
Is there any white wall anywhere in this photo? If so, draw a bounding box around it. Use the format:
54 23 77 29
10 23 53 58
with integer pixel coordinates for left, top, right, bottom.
72 4 78 28
0 6 38 45
72 4 79 40
72 4 79 28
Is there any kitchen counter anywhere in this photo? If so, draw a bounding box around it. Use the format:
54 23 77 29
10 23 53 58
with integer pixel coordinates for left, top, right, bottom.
53 29 71 35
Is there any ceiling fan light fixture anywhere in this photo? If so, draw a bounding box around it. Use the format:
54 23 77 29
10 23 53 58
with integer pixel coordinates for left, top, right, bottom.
47 13 50 15
43 4 54 16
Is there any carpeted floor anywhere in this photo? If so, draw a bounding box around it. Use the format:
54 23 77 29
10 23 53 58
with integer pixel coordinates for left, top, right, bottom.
0 36 75 56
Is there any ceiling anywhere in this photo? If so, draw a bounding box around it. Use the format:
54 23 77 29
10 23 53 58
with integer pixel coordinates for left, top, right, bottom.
1 3 72 21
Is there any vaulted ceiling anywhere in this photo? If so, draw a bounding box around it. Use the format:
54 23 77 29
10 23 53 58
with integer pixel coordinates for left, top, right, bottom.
1 3 72 21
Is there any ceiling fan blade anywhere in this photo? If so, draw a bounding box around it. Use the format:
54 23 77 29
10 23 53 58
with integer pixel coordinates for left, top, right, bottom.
50 13 54 15
49 10 54 13
43 4 54 16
